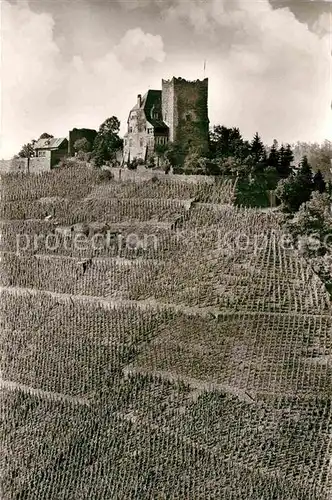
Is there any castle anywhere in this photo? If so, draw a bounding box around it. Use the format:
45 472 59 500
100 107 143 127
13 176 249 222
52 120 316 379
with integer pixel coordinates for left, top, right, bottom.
123 77 209 165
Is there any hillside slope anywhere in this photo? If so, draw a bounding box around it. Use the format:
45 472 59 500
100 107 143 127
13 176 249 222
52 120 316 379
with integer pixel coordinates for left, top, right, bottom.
1 167 331 499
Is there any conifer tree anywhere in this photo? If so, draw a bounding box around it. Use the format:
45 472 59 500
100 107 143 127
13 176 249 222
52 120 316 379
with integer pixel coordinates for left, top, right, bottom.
313 170 326 193
277 144 293 178
268 141 279 169
250 132 267 168
284 144 294 168
298 155 313 185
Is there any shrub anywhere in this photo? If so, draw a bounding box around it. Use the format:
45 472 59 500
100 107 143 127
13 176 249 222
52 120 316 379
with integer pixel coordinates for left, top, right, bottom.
127 158 138 170
183 153 207 175
57 158 81 170
147 156 156 169
97 169 113 182
74 138 91 154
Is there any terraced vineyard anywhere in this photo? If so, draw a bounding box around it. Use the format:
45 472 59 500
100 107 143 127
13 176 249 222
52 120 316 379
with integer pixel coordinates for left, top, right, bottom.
1 165 331 499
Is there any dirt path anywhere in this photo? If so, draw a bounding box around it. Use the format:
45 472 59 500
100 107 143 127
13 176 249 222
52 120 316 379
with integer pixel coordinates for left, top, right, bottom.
0 378 90 406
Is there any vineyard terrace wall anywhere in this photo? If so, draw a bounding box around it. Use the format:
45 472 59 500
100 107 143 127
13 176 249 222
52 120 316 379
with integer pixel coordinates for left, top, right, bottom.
104 166 216 184
0 157 51 173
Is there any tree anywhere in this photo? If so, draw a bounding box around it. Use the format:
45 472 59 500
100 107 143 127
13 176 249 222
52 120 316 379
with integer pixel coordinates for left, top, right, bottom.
298 155 314 188
267 141 279 169
154 143 168 168
250 132 266 164
217 156 250 177
287 191 332 257
292 140 332 180
74 138 91 154
264 166 279 190
209 125 250 162
313 170 326 193
163 142 185 171
18 140 36 158
277 144 293 178
93 116 123 167
284 144 294 168
275 175 302 212
39 132 54 140
183 153 207 175
276 155 314 212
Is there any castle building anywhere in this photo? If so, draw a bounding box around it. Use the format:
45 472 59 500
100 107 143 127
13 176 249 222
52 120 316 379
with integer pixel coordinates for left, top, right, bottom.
123 77 209 165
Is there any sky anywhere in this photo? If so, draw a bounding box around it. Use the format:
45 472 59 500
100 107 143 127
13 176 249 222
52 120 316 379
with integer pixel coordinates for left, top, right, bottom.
1 0 331 159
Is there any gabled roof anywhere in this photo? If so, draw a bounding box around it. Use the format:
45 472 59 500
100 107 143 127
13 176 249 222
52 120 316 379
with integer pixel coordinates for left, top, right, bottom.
34 137 67 150
142 90 168 130
129 90 168 132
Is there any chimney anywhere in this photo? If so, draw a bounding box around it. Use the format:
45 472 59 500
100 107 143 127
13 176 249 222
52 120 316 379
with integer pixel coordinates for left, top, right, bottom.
137 94 141 107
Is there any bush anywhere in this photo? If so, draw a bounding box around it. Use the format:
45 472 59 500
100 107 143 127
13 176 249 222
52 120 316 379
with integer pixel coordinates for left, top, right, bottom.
127 158 138 170
147 156 156 169
57 158 81 170
97 169 113 182
183 153 207 175
74 138 91 154
76 151 92 162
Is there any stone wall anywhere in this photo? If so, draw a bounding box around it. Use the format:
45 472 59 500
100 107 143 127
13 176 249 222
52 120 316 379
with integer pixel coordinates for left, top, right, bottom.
0 158 26 173
104 166 216 184
162 79 176 142
29 157 52 172
0 157 51 173
68 128 97 156
123 108 149 164
173 77 209 155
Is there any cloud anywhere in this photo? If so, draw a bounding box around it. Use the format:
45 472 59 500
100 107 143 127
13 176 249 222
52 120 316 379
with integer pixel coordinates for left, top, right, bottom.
0 2 165 158
164 0 332 143
312 11 332 36
114 28 165 66
0 0 330 158
1 1 61 157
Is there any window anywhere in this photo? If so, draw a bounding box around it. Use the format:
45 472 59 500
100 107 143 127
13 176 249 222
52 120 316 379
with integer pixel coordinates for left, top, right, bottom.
139 138 144 148
186 114 191 121
129 139 133 147
38 150 46 157
129 127 132 133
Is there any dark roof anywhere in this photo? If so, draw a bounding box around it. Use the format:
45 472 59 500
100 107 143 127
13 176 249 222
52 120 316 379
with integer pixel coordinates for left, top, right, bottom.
142 90 168 131
129 90 168 132
34 137 67 150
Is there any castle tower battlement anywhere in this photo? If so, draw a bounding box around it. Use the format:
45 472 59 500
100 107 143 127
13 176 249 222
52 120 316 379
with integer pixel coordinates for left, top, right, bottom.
162 77 209 154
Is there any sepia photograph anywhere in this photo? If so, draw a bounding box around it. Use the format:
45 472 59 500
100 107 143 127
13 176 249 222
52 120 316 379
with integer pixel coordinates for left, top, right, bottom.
1 0 332 498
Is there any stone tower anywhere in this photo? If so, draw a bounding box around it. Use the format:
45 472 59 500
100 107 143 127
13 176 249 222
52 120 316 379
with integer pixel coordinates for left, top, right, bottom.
161 77 209 155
